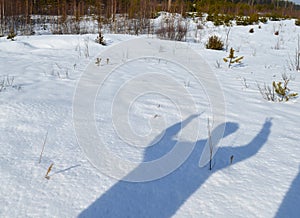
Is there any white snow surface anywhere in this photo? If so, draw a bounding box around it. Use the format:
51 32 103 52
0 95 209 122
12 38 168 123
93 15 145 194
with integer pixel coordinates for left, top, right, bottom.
0 19 300 218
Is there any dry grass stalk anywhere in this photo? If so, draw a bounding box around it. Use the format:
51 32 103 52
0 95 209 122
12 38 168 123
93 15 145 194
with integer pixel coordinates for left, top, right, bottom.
39 131 48 164
45 163 54 180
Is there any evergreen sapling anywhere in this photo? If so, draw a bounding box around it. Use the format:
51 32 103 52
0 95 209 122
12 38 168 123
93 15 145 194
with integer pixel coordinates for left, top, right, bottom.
223 47 243 68
272 74 298 101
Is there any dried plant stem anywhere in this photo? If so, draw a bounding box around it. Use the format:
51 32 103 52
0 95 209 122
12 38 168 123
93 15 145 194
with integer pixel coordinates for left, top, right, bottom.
39 131 48 164
230 155 234 164
45 163 54 180
208 118 213 171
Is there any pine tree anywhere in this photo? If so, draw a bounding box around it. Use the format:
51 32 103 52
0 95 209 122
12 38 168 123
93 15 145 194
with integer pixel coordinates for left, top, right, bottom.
223 47 243 68
272 75 298 101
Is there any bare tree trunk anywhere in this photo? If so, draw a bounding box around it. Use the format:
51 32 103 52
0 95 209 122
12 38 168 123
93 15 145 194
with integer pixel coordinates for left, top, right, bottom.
57 0 61 33
0 0 2 34
180 0 184 15
10 0 15 32
111 0 116 21
30 0 33 24
168 0 172 12
24 0 32 34
73 0 79 21
96 0 102 32
62 0 67 22
25 0 28 25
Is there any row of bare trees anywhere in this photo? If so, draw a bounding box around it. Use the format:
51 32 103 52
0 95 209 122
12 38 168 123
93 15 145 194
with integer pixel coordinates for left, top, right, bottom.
0 0 300 36
0 0 180 35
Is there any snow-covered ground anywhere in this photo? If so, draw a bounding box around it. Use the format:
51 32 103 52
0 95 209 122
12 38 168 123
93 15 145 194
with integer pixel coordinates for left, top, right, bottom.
0 19 299 217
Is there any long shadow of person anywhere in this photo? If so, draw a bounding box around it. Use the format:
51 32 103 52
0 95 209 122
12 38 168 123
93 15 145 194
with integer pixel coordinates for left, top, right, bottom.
78 116 272 218
275 166 300 218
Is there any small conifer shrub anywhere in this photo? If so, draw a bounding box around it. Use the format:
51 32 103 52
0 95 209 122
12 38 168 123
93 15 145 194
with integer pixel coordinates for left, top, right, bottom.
206 13 214 22
7 31 16 41
223 47 244 67
95 32 106 45
236 15 258 26
272 74 298 101
249 14 259 24
258 74 298 102
295 19 300 26
259 17 268 24
269 13 281 21
210 14 233 27
206 35 224 50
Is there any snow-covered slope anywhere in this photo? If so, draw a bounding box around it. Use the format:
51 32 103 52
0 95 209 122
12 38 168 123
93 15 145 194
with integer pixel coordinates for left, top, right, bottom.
0 19 299 218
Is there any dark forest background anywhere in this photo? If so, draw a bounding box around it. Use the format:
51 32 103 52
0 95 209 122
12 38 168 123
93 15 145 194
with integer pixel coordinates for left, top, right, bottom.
1 0 300 35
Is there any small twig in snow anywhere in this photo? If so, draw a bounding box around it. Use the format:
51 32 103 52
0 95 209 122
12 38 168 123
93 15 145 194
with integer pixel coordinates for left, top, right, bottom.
39 131 48 164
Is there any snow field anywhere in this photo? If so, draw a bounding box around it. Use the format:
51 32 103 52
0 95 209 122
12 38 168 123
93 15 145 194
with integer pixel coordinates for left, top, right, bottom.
0 19 299 217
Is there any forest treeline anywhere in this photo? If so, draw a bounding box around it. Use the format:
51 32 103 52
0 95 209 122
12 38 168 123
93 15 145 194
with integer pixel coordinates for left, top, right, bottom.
1 0 300 35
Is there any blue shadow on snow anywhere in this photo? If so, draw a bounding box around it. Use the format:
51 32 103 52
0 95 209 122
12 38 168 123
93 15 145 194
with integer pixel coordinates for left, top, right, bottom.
78 116 272 218
276 166 300 218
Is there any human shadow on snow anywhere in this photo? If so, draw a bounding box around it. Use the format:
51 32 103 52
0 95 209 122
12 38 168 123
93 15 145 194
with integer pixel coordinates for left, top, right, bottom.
78 116 272 218
275 166 300 218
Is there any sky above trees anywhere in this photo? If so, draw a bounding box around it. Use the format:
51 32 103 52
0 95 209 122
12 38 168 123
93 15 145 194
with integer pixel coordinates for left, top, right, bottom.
288 0 298 4
293 0 300 5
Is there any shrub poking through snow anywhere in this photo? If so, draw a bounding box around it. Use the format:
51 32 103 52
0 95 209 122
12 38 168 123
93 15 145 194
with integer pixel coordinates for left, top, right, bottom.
257 83 275 101
95 32 106 45
259 17 268 24
258 74 298 102
156 16 188 41
223 47 243 67
207 14 233 27
0 75 20 92
272 74 298 101
206 35 224 50
7 31 16 41
95 58 101 66
236 14 259 26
